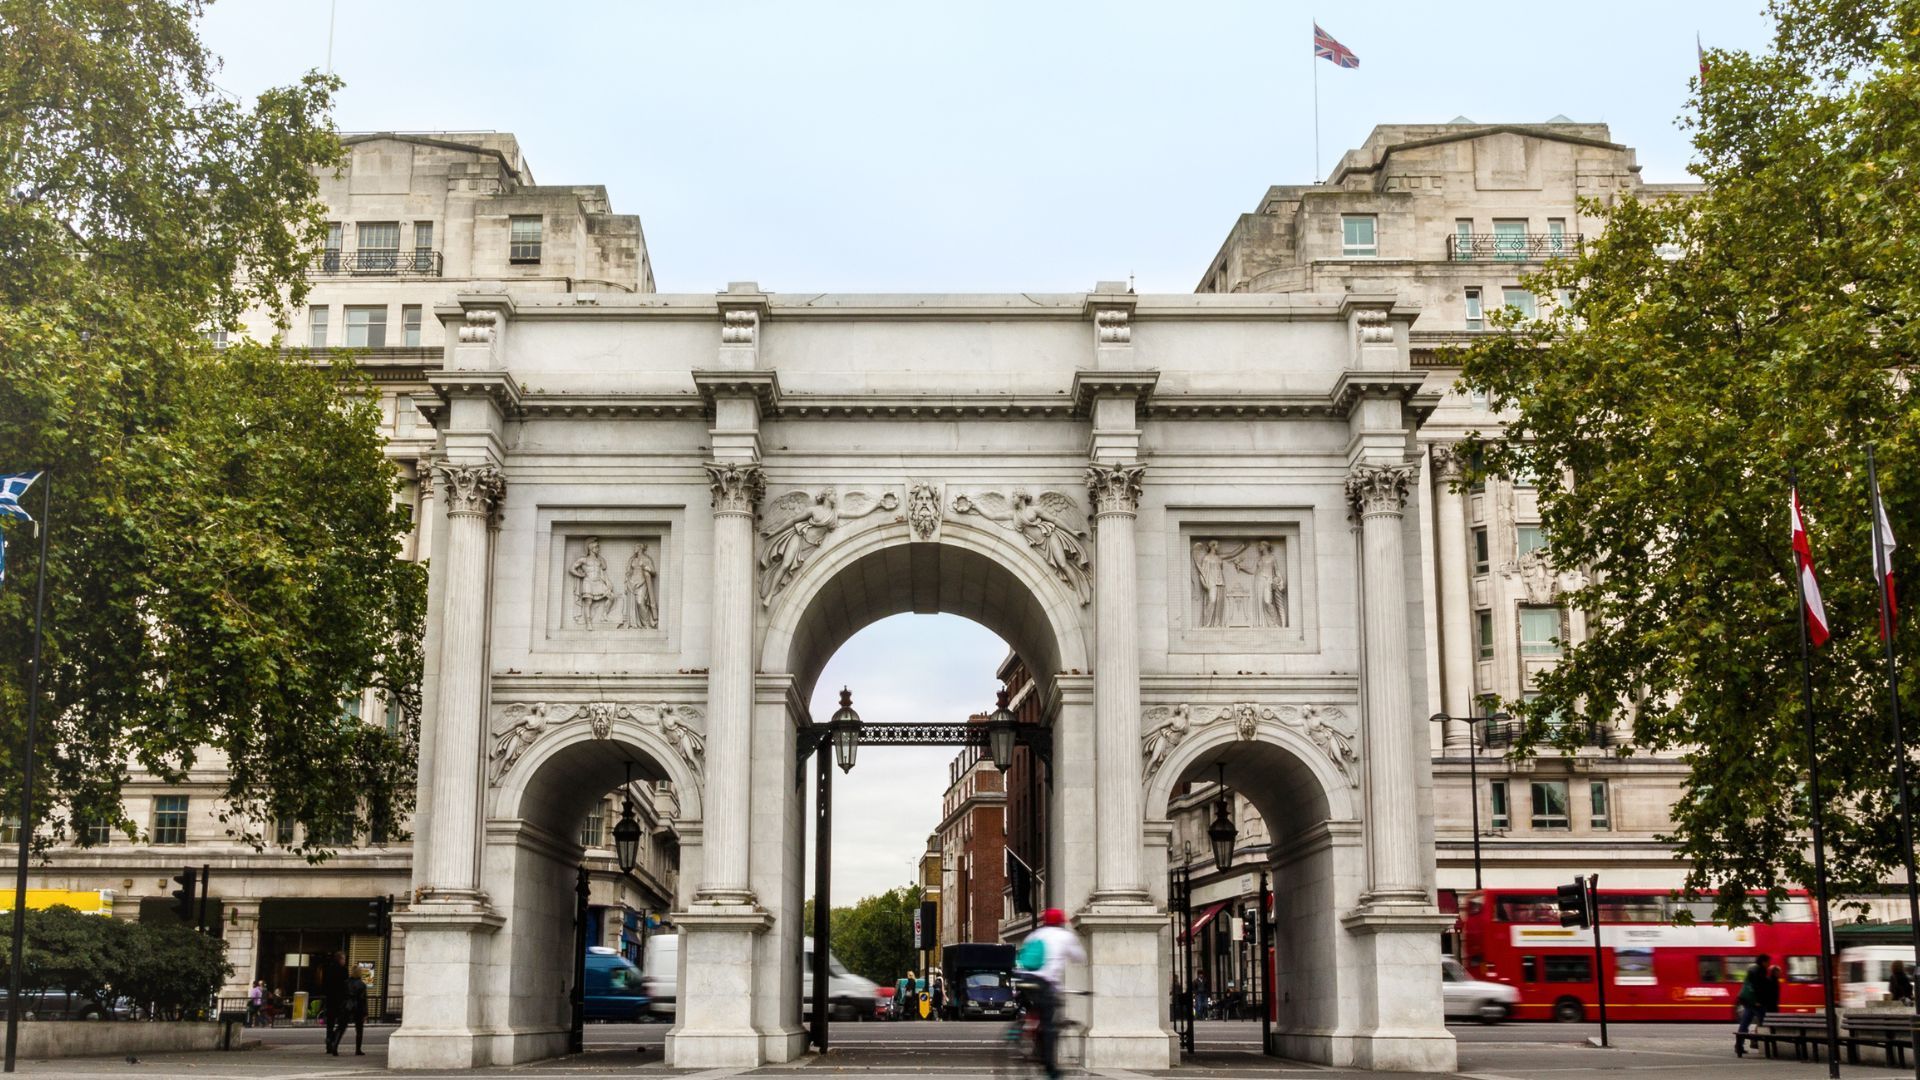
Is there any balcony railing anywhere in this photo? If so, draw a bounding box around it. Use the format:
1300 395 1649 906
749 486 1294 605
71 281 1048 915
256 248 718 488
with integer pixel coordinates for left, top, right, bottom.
1477 717 1623 748
1447 233 1582 262
310 249 443 277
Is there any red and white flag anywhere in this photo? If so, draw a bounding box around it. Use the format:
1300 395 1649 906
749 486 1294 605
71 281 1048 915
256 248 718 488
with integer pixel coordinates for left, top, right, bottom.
1792 486 1831 647
1873 472 1898 638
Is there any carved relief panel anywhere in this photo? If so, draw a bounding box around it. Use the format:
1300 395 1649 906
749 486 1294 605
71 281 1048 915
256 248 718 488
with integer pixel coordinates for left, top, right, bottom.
1167 512 1313 653
560 534 663 631
533 507 681 651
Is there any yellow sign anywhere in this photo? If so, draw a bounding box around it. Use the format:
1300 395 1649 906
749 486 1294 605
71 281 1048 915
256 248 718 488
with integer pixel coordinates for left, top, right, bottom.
0 889 111 915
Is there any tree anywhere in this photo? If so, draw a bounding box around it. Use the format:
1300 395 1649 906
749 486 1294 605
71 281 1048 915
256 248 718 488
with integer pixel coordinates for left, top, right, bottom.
0 906 228 1018
0 1 425 854
831 885 924 985
1457 1 1920 921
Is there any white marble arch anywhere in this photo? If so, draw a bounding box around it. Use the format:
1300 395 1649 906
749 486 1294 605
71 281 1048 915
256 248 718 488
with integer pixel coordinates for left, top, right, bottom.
473 723 702 1066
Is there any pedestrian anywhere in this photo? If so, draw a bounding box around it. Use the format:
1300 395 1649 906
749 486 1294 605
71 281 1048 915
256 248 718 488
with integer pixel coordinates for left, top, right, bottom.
246 979 264 1028
930 972 945 1021
1892 960 1915 1005
1734 952 1772 1057
1192 969 1210 1023
321 951 350 1056
345 965 369 1056
1015 909 1086 1080
897 970 917 1021
1170 974 1184 1021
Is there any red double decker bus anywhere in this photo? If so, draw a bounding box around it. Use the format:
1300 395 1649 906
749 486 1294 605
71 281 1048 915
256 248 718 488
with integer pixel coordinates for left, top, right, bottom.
1457 887 1826 1021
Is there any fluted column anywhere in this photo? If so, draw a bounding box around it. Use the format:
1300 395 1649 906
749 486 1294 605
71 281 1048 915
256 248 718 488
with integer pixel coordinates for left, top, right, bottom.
422 462 503 897
1348 460 1425 903
1087 462 1147 900
1430 445 1472 750
700 461 763 903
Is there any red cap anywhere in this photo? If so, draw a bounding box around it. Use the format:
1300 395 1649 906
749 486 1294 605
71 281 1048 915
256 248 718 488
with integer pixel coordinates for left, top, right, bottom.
1042 907 1068 928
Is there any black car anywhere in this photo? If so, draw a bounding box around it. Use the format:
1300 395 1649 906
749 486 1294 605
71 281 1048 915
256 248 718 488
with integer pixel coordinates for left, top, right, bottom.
956 971 1017 1020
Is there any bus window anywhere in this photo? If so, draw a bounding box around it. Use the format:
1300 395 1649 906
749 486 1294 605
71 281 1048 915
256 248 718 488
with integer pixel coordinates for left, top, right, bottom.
1843 960 1866 985
1495 895 1560 923
1595 897 1663 923
1704 955 1759 982
1697 956 1721 982
1543 956 1591 983
1521 956 1538 983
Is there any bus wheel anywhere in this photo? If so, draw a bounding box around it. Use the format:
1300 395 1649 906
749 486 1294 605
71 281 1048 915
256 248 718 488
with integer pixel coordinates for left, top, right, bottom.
1552 997 1585 1023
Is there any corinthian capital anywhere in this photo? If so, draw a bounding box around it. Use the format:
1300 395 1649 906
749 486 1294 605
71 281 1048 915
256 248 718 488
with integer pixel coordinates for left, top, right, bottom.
1345 461 1415 521
1085 462 1146 516
705 462 765 516
434 463 505 518
1429 443 1467 486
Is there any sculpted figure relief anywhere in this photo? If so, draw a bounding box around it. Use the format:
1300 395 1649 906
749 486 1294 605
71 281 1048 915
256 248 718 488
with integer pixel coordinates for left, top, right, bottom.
758 489 899 605
907 482 942 541
488 701 707 784
620 543 659 629
952 490 1093 604
656 703 706 771
1140 702 1360 787
1140 704 1192 779
489 703 553 780
1191 537 1288 629
569 537 618 628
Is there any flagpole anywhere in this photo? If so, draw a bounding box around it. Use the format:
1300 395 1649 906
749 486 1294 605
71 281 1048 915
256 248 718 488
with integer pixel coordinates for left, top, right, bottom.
3 467 50 1074
1868 445 1920 1080
1792 472 1843 1079
1311 18 1322 181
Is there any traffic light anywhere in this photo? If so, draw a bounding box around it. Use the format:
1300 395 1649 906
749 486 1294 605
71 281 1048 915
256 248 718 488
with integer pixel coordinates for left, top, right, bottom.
170 866 197 924
365 896 390 933
1556 878 1591 929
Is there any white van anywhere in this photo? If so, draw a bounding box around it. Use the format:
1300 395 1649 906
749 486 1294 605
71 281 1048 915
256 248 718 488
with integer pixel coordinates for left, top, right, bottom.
643 934 678 1018
1840 945 1916 1008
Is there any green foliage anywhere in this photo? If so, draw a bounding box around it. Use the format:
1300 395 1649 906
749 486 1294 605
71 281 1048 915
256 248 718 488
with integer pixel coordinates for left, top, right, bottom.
0 0 425 854
1457 1 1920 921
0 906 229 1018
826 885 924 986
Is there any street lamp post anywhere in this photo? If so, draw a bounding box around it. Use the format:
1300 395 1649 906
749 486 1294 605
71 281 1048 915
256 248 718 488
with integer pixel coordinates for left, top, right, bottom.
1428 703 1511 891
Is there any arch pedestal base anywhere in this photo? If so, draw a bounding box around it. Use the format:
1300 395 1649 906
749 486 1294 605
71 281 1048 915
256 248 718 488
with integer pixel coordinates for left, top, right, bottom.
1078 906 1176 1070
1340 907 1460 1073
385 905 505 1070
665 904 776 1068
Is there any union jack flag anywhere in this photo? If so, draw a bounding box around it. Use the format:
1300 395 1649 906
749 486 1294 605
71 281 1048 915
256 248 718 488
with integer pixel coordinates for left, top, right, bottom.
0 471 42 589
1314 23 1360 69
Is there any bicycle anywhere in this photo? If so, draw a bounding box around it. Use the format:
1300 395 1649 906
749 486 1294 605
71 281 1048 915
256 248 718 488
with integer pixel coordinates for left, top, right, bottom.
998 975 1089 1079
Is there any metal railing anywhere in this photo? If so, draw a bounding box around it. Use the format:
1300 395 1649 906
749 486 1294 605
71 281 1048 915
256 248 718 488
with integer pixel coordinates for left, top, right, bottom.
310 249 443 277
1447 233 1582 262
1477 717 1623 748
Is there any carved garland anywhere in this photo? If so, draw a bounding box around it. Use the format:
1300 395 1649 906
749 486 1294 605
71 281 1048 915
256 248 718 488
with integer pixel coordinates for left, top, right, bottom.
488 701 707 784
1140 702 1360 788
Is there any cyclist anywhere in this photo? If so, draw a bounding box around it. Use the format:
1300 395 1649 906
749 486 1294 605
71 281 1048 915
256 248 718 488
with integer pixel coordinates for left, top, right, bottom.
1018 908 1085 1080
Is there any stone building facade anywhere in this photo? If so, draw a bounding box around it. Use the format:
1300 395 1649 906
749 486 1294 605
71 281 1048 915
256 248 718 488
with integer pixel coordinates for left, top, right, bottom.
18 133 676 1005
937 717 1006 948
1197 120 1702 898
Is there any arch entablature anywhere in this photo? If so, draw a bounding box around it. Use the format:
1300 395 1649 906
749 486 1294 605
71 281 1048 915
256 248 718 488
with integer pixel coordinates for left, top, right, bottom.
1142 703 1361 835
488 705 706 829
757 516 1091 706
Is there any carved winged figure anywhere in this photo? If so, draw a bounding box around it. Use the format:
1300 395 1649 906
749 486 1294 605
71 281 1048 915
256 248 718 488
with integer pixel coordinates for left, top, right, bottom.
758 489 898 605
953 490 1093 603
655 703 706 771
1302 705 1361 787
489 703 555 780
1140 704 1192 780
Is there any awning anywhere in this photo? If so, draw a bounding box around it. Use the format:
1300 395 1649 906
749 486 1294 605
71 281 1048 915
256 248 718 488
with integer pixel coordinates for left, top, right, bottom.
1180 900 1232 944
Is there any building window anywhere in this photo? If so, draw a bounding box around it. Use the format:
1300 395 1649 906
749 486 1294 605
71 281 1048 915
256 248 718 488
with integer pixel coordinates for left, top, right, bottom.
1503 288 1537 320
339 692 363 725
1547 218 1569 256
580 800 607 848
309 306 329 348
344 306 387 348
1554 287 1575 312
275 817 296 846
1493 218 1528 261
323 222 342 272
413 220 434 254
1517 525 1548 558
83 819 114 845
1590 780 1611 831
1530 780 1570 830
1472 527 1490 574
509 216 544 264
0 818 19 844
202 327 228 349
357 221 399 256
1476 610 1496 661
384 695 402 734
1341 215 1377 258
1520 606 1563 657
1489 780 1510 830
1464 287 1484 332
153 795 189 845
402 305 423 347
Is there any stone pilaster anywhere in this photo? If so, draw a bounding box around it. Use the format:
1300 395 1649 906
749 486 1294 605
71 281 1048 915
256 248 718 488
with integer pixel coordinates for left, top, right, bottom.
1429 445 1473 750
421 461 504 899
1346 460 1425 904
1086 462 1147 901
699 461 764 903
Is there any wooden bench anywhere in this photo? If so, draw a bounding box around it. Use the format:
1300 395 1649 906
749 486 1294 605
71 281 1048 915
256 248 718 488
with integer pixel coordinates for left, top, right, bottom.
1842 1013 1918 1067
1758 1015 1829 1061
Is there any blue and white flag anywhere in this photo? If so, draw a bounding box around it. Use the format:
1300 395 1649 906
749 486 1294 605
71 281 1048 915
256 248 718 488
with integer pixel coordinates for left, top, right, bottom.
0 471 42 588
0 472 39 524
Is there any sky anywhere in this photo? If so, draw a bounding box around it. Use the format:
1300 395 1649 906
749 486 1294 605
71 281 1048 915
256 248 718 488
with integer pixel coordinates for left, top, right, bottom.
192 0 1780 900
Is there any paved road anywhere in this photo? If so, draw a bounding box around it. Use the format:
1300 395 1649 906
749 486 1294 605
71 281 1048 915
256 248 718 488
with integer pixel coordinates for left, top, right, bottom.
15 1019 1915 1078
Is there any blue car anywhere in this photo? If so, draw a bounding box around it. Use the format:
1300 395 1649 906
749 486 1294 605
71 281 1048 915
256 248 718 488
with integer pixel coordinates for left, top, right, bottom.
582 948 650 1023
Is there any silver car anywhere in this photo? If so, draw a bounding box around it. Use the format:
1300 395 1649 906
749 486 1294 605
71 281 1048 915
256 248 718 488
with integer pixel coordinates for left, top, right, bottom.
1441 958 1517 1024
